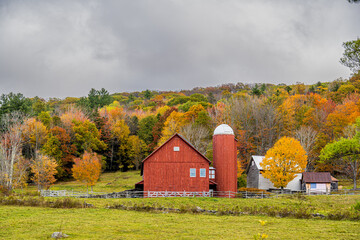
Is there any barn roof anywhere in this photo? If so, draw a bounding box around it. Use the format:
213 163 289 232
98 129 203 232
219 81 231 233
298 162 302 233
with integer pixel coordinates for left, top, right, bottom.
141 133 211 164
302 172 332 183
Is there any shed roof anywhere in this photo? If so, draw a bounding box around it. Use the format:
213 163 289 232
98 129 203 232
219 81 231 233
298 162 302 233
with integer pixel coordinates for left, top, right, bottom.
302 172 332 183
245 155 265 174
252 155 265 170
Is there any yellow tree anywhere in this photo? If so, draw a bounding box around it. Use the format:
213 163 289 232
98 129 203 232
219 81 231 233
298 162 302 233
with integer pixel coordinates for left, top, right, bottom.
158 111 186 145
127 135 148 170
30 152 58 190
260 137 307 190
72 151 102 193
22 118 48 157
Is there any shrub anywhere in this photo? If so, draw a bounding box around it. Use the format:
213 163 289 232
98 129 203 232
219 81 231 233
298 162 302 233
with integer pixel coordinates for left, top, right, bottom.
0 185 11 196
353 201 360 212
237 175 247 188
238 188 269 193
51 198 85 208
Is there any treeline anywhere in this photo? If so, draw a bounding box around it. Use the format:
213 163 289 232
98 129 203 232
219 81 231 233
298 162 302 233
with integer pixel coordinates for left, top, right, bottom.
1 73 360 190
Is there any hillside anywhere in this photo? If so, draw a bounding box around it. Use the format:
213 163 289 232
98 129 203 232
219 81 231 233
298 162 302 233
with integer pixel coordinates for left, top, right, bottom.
2 74 360 191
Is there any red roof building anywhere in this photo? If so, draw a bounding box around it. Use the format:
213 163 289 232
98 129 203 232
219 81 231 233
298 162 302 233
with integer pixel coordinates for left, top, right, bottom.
136 124 238 197
301 172 338 194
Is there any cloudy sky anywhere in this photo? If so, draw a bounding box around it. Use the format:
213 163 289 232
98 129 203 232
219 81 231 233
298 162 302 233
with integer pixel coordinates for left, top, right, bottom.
0 0 359 98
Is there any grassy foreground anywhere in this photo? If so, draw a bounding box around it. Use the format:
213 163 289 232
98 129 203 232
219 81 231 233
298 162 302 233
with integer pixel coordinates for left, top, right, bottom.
84 194 360 218
1 205 359 240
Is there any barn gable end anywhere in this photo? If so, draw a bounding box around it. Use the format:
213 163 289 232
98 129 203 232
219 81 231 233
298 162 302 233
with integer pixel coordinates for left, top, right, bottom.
143 134 211 193
142 133 211 164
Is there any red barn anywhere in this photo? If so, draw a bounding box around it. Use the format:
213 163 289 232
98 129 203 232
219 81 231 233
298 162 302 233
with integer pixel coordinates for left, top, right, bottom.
135 124 237 197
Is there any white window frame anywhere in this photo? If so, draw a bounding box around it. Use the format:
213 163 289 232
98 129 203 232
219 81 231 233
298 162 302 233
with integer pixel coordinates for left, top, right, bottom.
173 146 180 151
200 168 206 178
209 169 215 179
190 168 196 177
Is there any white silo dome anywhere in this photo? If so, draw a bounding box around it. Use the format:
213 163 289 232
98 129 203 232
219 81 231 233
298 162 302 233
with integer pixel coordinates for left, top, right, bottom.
213 124 234 136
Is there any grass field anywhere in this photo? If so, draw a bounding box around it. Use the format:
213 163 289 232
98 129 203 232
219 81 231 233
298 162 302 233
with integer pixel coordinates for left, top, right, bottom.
21 170 359 193
3 171 359 239
1 205 360 240
84 194 360 218
48 171 142 193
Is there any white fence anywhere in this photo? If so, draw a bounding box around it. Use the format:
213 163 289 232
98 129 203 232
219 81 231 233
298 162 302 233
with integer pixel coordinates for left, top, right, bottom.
145 191 213 198
40 190 265 198
40 190 106 197
40 189 359 199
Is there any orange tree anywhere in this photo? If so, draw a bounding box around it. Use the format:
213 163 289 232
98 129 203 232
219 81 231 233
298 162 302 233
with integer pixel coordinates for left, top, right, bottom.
72 151 102 193
260 137 307 190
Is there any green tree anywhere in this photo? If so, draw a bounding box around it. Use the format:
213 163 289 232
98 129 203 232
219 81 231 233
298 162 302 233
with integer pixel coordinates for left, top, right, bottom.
340 38 360 73
38 111 51 128
143 90 153 100
78 88 112 112
31 97 46 116
251 84 262 96
320 120 360 189
138 116 158 145
72 120 107 154
0 93 31 118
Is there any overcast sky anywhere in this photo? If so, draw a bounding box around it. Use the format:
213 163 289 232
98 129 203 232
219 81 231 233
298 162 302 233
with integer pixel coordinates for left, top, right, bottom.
0 0 359 98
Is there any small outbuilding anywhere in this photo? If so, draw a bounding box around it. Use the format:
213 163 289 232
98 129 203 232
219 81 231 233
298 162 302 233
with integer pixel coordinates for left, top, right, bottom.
301 172 338 194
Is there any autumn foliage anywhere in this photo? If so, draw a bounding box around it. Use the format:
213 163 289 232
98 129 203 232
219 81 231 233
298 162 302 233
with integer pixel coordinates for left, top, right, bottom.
3 78 360 191
30 153 58 190
260 137 307 189
72 151 102 192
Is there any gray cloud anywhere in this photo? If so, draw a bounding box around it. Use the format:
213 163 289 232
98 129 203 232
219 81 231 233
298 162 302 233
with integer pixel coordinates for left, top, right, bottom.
0 0 359 98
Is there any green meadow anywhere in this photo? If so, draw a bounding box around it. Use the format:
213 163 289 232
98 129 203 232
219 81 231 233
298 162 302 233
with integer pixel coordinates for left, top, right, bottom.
2 171 359 239
1 205 360 240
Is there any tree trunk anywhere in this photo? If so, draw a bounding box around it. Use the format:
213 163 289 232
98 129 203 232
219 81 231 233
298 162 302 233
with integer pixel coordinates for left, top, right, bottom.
354 177 357 190
110 141 114 170
353 159 357 190
91 185 93 193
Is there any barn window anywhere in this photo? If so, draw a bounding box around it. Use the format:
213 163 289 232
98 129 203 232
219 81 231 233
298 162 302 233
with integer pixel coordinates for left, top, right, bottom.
173 146 180 151
209 167 215 179
190 168 196 177
310 183 317 189
200 168 206 177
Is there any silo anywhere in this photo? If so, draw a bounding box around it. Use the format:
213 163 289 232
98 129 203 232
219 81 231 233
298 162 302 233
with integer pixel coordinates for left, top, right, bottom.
212 124 237 197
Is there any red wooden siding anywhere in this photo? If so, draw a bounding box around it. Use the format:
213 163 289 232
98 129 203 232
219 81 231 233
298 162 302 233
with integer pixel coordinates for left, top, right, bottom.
143 135 210 193
213 134 237 195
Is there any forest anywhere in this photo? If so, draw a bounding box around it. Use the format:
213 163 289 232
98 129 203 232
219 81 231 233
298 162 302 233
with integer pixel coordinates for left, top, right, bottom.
0 37 359 191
